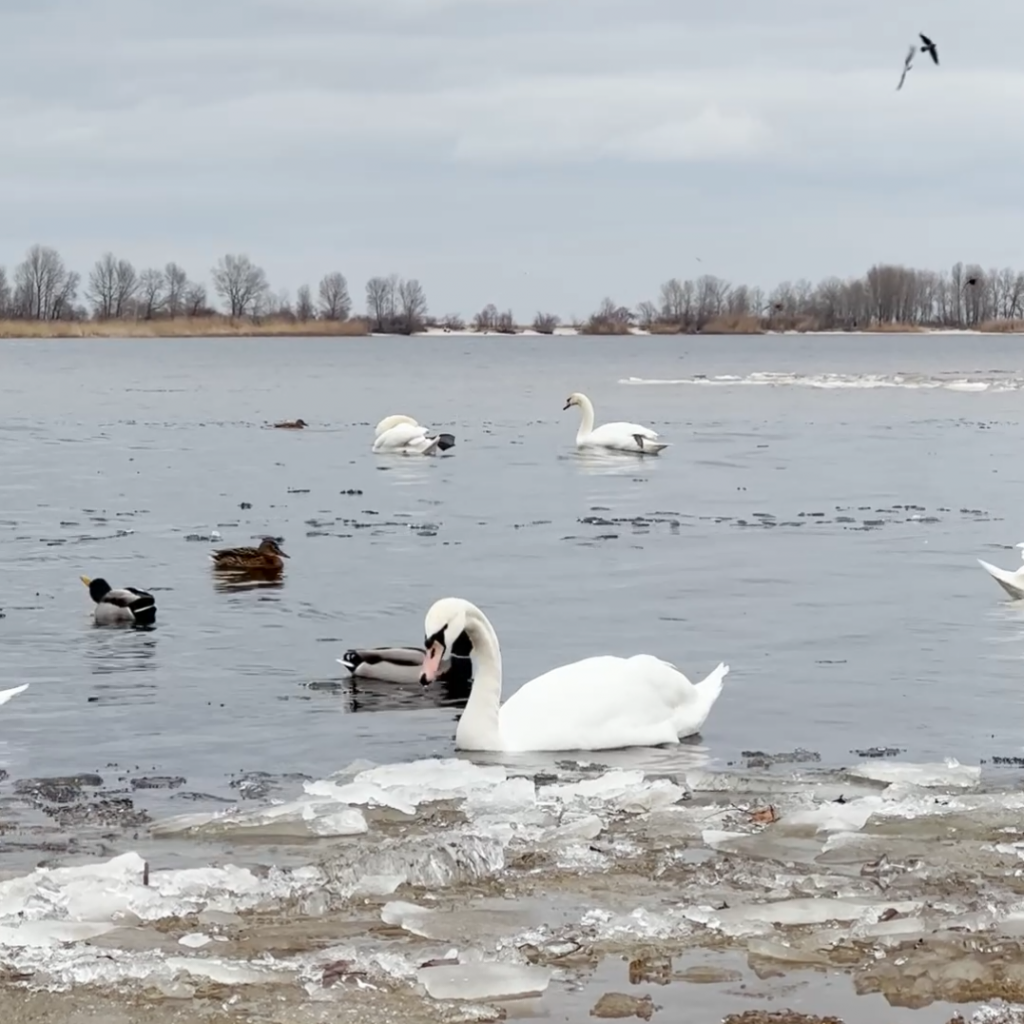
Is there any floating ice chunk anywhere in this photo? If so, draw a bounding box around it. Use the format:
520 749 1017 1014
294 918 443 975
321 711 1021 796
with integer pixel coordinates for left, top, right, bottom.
697 897 923 937
381 900 435 938
178 933 212 948
306 759 509 815
781 796 884 833
348 874 405 897
326 834 507 894
0 921 118 947
164 956 293 985
849 760 981 789
701 829 749 850
418 962 551 1002
153 800 368 838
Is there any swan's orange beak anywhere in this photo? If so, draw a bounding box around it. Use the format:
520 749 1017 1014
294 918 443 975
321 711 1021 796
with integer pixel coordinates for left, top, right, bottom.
420 641 444 686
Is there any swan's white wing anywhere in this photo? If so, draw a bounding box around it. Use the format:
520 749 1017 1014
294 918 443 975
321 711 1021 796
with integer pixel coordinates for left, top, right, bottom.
372 422 430 452
978 559 1024 600
582 421 669 454
0 683 28 706
496 655 725 752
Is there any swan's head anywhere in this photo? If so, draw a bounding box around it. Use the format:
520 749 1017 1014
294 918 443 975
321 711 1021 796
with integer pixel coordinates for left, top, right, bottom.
563 392 584 412
420 597 469 686
375 414 419 438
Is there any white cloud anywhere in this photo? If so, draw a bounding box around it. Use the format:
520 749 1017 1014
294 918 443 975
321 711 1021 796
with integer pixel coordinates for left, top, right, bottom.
0 0 1020 317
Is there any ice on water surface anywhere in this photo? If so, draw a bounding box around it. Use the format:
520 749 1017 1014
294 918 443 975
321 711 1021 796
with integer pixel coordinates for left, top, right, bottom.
6 752 1024 1008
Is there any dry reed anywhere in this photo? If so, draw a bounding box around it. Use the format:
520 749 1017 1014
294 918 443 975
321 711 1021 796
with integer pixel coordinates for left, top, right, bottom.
978 319 1024 333
0 316 370 339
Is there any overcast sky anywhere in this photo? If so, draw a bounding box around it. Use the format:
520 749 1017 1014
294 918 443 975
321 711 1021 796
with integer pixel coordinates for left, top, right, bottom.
0 0 1019 318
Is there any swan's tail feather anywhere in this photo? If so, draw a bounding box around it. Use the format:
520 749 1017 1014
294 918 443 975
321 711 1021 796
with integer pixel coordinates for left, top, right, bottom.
977 559 1024 600
696 662 729 704
0 683 29 706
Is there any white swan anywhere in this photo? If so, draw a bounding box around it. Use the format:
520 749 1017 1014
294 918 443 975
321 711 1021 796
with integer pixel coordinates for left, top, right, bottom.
419 597 727 752
563 392 669 454
372 415 455 455
978 543 1024 599
0 684 28 706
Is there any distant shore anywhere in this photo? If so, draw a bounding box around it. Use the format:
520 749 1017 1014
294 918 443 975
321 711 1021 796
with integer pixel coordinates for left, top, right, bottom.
0 316 1021 340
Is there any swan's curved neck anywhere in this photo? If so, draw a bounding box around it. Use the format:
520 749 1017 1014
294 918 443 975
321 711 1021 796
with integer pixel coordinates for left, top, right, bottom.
458 603 503 750
575 395 596 441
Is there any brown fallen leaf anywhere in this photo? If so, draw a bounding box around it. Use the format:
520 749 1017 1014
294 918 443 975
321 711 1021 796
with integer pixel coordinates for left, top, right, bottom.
878 907 899 922
749 805 779 824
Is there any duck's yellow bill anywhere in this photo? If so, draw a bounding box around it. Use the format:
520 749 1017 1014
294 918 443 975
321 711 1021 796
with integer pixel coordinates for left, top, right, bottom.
79 576 91 586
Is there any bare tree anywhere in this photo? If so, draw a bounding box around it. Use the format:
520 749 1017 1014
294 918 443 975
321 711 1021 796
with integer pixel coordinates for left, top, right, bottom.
473 303 499 331
87 253 138 319
532 312 560 334
295 284 314 322
439 313 466 331
365 276 395 331
397 278 428 334
13 245 78 320
137 268 166 320
0 267 9 318
495 309 516 333
317 272 351 320
635 300 658 329
184 282 209 317
211 254 269 317
164 262 188 317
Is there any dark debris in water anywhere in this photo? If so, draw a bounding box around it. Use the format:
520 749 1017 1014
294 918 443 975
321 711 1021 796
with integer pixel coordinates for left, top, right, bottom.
229 770 313 800
14 774 150 829
988 755 1024 767
850 746 904 758
722 1014 843 1024
741 748 821 769
130 775 186 791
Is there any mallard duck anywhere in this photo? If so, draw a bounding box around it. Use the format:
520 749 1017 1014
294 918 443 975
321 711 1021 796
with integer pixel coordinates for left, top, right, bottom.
210 536 289 571
339 630 473 685
273 419 307 429
80 576 157 626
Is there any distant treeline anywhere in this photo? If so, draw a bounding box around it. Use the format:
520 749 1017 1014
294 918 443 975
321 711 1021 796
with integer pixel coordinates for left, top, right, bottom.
0 245 1020 336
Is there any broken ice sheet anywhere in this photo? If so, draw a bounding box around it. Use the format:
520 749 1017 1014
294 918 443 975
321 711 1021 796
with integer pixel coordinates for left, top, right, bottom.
418 962 552 1001
848 759 981 789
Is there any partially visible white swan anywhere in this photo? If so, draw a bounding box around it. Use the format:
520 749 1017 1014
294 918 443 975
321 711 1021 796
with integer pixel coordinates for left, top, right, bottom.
0 684 28 705
372 415 455 455
419 597 727 752
978 543 1024 599
563 392 669 454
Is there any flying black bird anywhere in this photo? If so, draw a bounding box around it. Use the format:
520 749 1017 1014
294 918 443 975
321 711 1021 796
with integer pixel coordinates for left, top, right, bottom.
966 276 979 287
896 44 915 91
919 33 939 65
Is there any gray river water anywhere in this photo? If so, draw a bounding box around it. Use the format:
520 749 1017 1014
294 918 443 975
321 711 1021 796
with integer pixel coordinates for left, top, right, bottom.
2 332 1024 836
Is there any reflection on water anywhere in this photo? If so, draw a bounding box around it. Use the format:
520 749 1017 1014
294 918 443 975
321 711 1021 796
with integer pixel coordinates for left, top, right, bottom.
373 456 451 487
307 676 472 714
83 629 159 677
566 450 665 477
211 568 285 593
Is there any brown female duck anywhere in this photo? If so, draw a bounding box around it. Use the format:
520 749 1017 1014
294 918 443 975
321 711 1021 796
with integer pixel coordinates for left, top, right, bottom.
210 536 290 571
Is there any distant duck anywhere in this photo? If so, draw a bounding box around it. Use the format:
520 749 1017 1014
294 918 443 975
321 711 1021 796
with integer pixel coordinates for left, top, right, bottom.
372 415 456 455
339 630 473 685
273 419 307 429
80 576 157 627
918 33 938 65
210 536 290 571
978 544 1024 600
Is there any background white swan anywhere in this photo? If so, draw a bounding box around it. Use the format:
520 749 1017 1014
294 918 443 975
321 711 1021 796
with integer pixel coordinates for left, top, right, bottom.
419 597 727 752
372 415 455 455
563 392 669 454
978 543 1024 599
0 683 28 706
